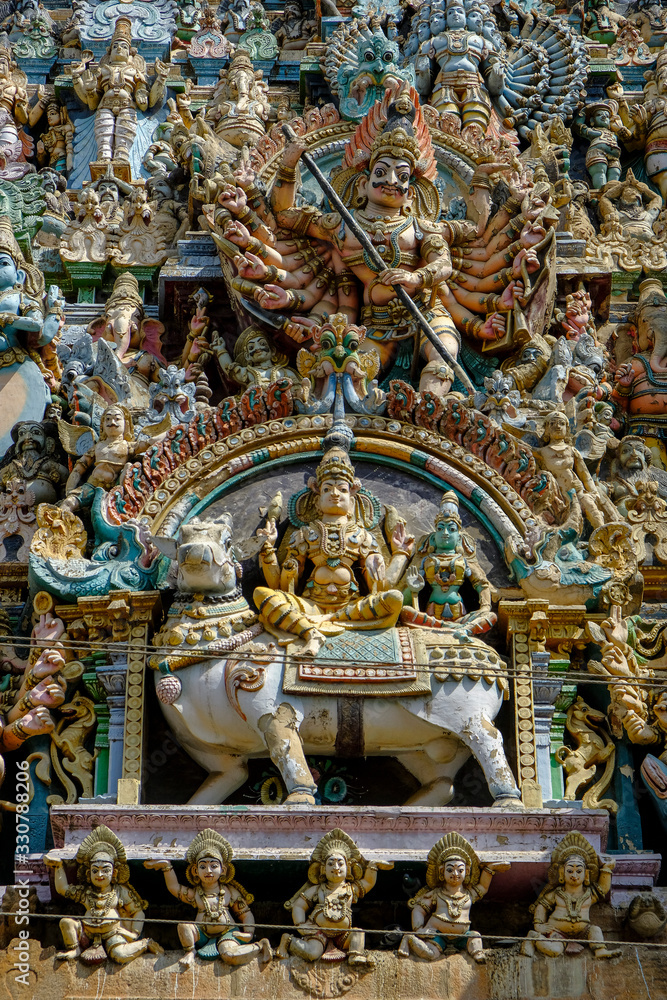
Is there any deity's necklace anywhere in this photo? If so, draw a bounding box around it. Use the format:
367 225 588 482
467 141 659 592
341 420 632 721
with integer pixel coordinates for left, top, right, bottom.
439 889 468 920
201 887 224 922
88 887 117 917
320 520 347 566
556 886 586 920
354 208 418 273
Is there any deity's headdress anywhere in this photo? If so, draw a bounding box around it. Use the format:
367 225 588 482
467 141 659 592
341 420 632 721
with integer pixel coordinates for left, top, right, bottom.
369 97 422 174
75 825 130 885
332 87 440 220
0 216 44 301
107 271 144 314
186 829 233 881
111 16 133 45
307 828 364 884
546 831 599 888
435 490 463 528
425 832 481 888
314 446 356 486
233 324 287 368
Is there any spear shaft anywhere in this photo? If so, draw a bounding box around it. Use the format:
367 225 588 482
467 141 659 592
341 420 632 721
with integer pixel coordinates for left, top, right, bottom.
280 123 476 396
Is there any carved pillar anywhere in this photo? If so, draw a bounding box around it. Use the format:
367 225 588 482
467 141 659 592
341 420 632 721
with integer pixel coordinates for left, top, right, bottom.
97 662 128 798
57 591 162 805
532 655 578 804
500 599 589 810
82 665 111 797
120 593 161 802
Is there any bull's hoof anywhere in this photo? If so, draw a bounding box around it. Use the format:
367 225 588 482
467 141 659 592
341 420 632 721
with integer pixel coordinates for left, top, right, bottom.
492 794 525 811
284 790 317 805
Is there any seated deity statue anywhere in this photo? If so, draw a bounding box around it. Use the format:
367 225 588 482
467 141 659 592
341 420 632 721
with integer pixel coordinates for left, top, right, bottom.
45 825 162 964
521 832 620 959
145 829 270 970
399 833 509 962
276 828 392 965
254 446 414 656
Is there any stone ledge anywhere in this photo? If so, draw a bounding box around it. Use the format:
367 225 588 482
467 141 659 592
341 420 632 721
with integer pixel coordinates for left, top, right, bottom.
2 940 662 1000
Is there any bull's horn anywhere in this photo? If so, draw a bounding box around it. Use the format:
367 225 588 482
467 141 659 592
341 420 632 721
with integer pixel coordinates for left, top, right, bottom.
151 535 178 561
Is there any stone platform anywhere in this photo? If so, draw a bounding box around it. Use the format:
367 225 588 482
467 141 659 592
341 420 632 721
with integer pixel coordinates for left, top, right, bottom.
44 806 659 904
2 942 665 1000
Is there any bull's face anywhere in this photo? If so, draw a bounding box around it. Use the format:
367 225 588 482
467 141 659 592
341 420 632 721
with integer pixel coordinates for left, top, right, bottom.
175 516 238 595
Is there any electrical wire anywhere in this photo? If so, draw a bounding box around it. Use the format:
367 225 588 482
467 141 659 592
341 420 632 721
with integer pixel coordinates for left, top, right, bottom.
3 630 667 692
0 909 662 950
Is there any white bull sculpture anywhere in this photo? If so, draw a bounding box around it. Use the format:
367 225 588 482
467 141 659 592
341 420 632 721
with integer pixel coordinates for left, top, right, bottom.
150 516 522 808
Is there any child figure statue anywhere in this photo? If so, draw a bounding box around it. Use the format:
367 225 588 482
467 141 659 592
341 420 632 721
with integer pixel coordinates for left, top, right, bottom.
276 828 393 966
401 490 496 635
45 825 162 964
144 828 271 970
398 832 509 963
521 831 621 959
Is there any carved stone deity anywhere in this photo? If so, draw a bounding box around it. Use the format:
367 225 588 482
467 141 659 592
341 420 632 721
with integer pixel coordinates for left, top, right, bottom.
0 44 33 181
60 403 156 512
533 411 617 528
265 97 472 395
29 91 74 174
205 49 270 147
71 17 169 164
521 832 620 959
598 170 662 243
0 217 65 453
428 1 503 133
144 829 271 969
277 828 393 965
212 324 298 390
574 101 631 189
45 825 162 964
0 420 67 504
86 271 166 387
401 490 496 635
610 279 667 463
253 446 414 656
399 832 508 962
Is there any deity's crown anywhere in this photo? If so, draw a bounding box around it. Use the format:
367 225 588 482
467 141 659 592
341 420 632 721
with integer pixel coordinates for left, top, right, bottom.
315 446 356 485
435 490 462 527
583 101 612 123
186 828 233 876
111 16 133 44
76 825 130 884
426 833 480 888
307 828 364 884
0 216 25 267
548 831 599 884
231 48 254 70
369 97 421 173
108 271 143 309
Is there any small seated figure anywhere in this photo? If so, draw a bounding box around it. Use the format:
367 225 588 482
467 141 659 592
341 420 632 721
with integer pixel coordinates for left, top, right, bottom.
276 828 393 966
212 324 297 390
144 828 271 970
254 447 413 656
399 832 509 963
45 825 162 964
401 491 496 635
521 831 621 959
60 404 155 513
